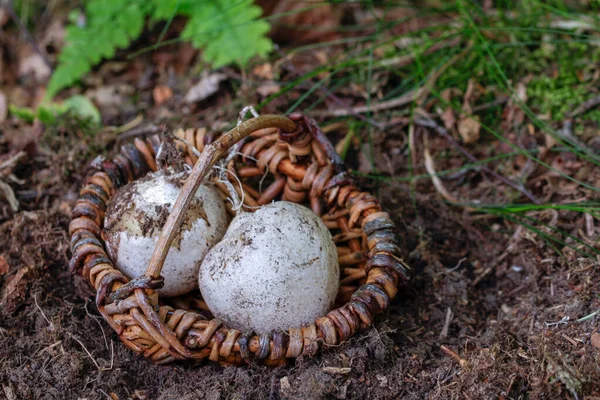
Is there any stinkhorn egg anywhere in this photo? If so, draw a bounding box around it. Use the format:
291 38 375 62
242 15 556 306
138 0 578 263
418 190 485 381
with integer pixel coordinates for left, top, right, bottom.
198 201 340 333
103 170 227 297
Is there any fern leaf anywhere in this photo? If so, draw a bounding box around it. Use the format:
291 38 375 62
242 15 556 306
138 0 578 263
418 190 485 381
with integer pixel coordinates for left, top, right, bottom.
47 0 272 99
46 1 149 99
151 0 197 20
169 0 272 68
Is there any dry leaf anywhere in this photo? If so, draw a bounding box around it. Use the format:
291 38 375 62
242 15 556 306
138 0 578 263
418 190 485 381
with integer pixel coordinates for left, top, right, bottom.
322 366 351 375
592 332 600 350
184 72 227 104
458 80 481 144
258 1 343 45
279 376 291 392
0 256 9 276
152 85 173 105
252 63 274 80
0 181 19 212
18 53 51 82
256 81 280 97
458 116 481 144
441 107 456 130
358 146 374 174
0 266 31 313
86 84 134 108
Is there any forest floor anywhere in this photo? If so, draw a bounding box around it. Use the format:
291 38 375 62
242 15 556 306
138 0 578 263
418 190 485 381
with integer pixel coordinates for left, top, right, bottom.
1 2 600 399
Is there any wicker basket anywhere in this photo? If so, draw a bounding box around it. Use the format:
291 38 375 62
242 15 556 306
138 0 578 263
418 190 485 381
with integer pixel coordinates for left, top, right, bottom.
69 113 410 365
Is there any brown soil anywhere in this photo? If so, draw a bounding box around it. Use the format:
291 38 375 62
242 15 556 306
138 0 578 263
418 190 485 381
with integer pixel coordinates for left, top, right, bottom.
1 6 599 396
1 115 599 400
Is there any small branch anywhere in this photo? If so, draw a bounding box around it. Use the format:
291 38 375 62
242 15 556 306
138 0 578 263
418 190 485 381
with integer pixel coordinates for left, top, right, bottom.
423 137 473 210
415 116 541 204
557 120 599 157
440 345 470 368
570 94 600 117
144 115 297 280
309 88 421 118
308 45 469 120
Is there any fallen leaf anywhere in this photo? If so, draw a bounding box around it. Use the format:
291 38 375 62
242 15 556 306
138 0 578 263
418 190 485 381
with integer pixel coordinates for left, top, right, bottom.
256 81 280 97
0 256 8 276
458 79 481 144
357 146 374 174
458 116 481 145
441 107 455 130
322 366 351 375
58 201 72 217
184 72 227 104
40 20 65 51
18 53 51 82
2 385 16 400
0 181 19 212
376 374 389 387
592 332 600 350
258 1 343 44
153 85 173 105
279 376 291 393
86 85 134 108
0 266 31 314
252 63 274 80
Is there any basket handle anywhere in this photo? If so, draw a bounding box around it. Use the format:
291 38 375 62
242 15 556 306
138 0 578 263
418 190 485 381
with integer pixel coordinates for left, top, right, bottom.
144 115 297 280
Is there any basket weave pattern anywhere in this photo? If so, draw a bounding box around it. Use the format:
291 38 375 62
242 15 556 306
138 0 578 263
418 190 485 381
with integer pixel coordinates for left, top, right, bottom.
69 114 410 365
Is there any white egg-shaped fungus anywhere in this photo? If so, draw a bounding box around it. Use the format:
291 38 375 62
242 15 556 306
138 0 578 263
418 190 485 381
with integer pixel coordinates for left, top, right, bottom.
103 170 227 297
199 201 339 333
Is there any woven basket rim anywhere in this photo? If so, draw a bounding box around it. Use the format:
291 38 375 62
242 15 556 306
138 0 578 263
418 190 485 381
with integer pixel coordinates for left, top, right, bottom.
68 113 410 365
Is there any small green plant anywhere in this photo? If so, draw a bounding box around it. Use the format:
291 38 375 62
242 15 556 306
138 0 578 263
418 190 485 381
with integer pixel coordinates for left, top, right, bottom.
46 0 272 99
10 95 101 125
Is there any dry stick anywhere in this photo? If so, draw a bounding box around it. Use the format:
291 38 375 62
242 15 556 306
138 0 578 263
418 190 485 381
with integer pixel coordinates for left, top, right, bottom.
570 94 600 117
415 116 541 205
309 46 470 119
144 115 297 280
557 120 600 157
440 345 470 368
309 88 421 117
423 137 476 211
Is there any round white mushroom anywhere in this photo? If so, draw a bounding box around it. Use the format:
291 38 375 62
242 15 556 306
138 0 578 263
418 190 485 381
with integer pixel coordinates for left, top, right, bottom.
198 201 339 333
103 169 228 297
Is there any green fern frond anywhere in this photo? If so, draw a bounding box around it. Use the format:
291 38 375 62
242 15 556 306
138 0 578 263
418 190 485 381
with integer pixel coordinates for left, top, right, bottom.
179 0 272 68
47 0 272 99
46 1 149 99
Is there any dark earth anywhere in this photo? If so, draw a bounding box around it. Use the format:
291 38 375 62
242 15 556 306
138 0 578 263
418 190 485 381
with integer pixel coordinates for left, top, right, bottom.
1 2 600 399
1 115 599 399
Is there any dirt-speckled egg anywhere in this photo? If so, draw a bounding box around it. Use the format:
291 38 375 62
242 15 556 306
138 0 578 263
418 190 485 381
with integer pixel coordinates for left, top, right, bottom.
199 201 339 333
103 170 227 297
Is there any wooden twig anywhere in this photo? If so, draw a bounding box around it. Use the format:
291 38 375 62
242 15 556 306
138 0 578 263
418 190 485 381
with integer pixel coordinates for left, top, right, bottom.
423 135 467 208
308 46 469 119
415 115 541 204
570 94 600 117
144 115 297 279
557 120 600 157
440 345 470 368
309 88 421 117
